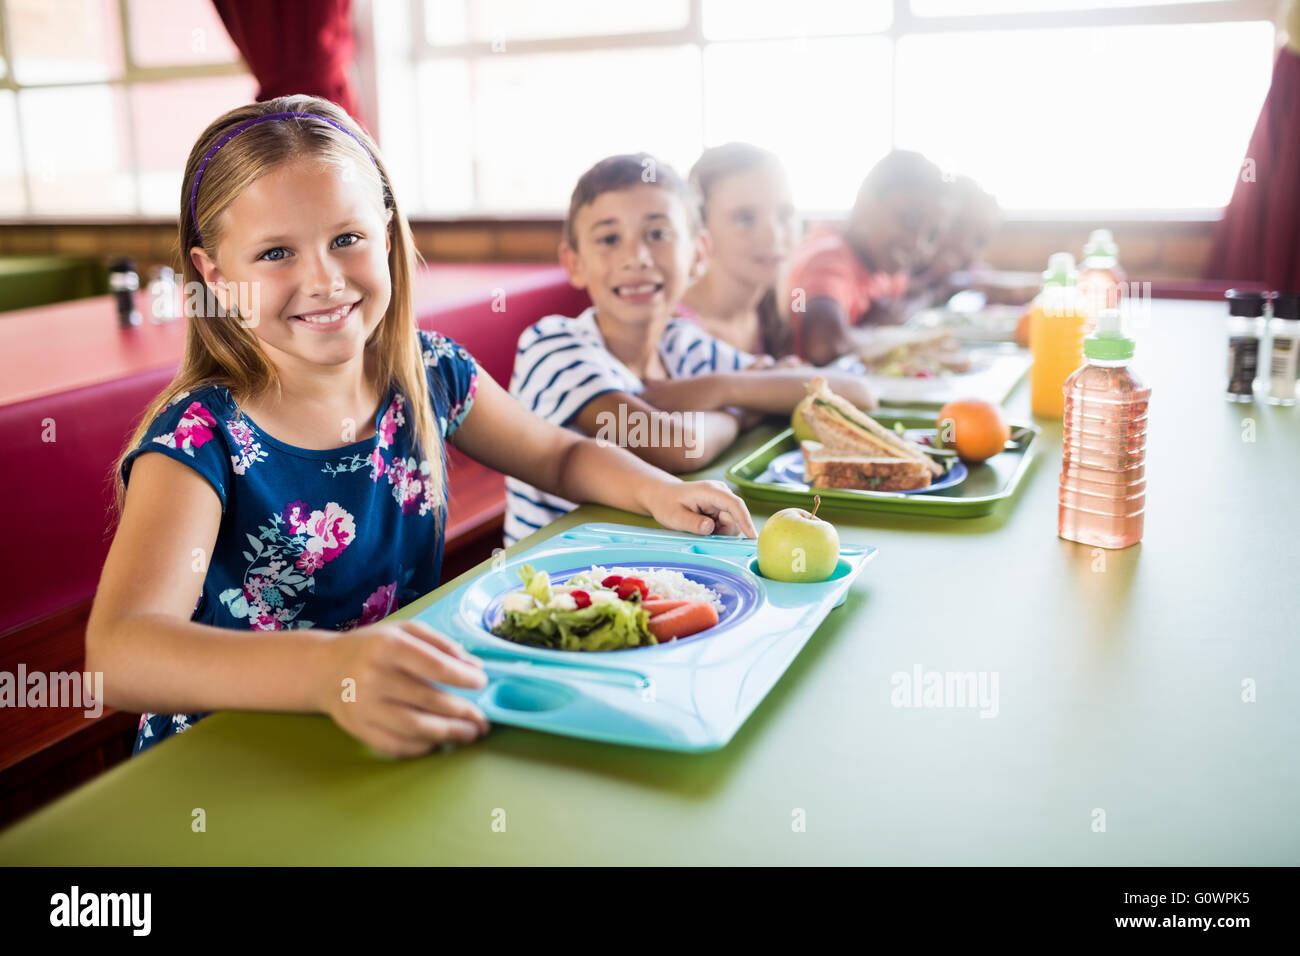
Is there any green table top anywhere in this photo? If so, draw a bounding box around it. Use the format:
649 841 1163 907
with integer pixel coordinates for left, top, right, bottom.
1 299 1296 865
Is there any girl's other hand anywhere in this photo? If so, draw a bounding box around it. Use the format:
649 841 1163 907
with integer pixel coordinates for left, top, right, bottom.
318 619 489 757
774 354 809 368
644 478 757 538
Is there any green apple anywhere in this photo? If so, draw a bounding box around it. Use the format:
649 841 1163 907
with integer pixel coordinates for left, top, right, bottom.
757 496 840 583
791 396 818 442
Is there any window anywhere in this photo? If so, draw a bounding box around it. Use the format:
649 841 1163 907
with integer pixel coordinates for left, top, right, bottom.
0 91 23 215
703 37 893 211
416 45 702 213
379 0 1278 216
0 1 1279 218
893 19 1275 212
424 0 691 45
0 0 255 217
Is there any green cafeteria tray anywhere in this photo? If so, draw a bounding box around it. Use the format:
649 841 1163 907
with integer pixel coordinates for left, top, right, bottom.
726 415 1042 518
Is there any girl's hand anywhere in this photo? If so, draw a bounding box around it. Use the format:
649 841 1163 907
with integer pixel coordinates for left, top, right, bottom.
745 354 777 371
642 478 758 538
317 619 489 757
774 354 809 369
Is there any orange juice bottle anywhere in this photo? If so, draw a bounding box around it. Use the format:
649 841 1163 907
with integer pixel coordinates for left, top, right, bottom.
1030 253 1087 418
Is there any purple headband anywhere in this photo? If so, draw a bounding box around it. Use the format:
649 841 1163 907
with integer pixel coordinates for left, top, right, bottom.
189 111 379 246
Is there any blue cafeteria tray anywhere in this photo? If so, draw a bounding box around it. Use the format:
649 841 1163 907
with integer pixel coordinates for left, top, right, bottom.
414 522 876 751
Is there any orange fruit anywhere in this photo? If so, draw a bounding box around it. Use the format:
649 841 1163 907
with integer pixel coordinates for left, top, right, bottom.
1015 308 1032 348
937 400 1010 464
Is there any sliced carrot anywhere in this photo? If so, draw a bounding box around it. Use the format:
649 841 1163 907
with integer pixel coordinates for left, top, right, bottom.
643 598 691 616
648 601 719 642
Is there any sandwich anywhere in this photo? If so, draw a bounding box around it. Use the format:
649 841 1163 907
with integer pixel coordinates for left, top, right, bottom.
799 377 945 480
857 327 972 376
801 441 933 492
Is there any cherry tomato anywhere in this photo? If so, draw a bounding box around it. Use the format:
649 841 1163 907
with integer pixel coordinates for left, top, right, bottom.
617 577 648 601
571 589 592 609
601 575 623 589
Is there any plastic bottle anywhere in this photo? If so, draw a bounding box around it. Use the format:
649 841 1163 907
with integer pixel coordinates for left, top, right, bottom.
1058 308 1150 549
1078 228 1125 332
1029 253 1088 418
1266 292 1299 406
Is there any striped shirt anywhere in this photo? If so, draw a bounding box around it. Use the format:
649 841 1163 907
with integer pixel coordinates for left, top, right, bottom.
504 306 755 546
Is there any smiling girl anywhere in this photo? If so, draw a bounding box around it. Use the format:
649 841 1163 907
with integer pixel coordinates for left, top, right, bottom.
88 96 756 759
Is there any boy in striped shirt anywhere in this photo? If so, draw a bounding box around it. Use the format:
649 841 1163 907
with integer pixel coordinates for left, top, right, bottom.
505 154 876 546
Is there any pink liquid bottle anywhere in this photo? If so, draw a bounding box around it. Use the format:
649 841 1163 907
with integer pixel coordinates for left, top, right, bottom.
1058 308 1150 549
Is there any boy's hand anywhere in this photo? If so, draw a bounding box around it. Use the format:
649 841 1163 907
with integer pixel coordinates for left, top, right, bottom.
317 619 489 758
822 373 879 412
745 355 809 371
643 478 757 538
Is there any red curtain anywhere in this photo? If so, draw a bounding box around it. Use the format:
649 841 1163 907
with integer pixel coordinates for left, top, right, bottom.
212 0 360 122
1206 47 1300 292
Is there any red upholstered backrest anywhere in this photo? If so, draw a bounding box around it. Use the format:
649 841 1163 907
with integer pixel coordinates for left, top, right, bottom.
416 269 589 387
0 372 178 635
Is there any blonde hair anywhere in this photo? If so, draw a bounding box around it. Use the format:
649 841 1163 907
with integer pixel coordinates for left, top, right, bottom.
111 95 443 524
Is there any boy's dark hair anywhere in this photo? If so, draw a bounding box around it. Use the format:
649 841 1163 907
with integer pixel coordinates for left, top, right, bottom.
855 150 946 205
564 153 699 248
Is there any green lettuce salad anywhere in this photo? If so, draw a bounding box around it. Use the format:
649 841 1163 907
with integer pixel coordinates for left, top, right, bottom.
491 565 653 652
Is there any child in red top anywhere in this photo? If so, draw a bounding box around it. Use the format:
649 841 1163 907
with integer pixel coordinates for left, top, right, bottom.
909 175 1002 308
782 151 948 365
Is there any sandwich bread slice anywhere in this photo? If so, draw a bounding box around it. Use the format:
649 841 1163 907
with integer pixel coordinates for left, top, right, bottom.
801 441 933 492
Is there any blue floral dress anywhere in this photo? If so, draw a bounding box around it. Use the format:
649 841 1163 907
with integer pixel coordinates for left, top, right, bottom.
119 330 479 754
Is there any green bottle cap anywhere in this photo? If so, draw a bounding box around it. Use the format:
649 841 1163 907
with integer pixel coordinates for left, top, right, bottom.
1084 308 1134 360
1083 228 1119 262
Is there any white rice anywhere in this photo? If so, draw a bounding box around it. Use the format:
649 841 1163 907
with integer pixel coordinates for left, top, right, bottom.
585 565 723 612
